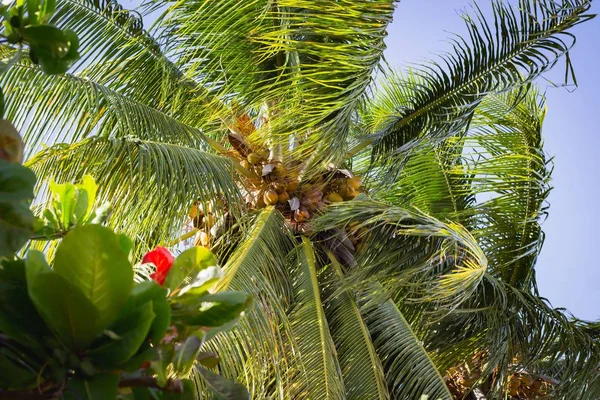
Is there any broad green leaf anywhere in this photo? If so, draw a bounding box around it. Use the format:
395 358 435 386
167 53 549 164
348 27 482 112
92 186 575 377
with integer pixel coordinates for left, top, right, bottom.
119 345 158 373
0 258 50 346
26 263 100 350
164 246 218 292
54 225 133 331
0 160 34 202
196 366 250 400
122 281 170 343
63 374 119 400
196 352 220 368
89 301 155 367
171 291 251 327
0 160 35 257
0 200 34 257
178 266 223 296
49 179 77 229
76 175 97 223
173 335 203 375
117 233 135 263
26 0 41 24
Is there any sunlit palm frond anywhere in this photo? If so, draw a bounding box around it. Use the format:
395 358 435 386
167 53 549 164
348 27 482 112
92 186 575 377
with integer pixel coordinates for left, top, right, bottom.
364 0 593 181
324 254 389 400
288 237 345 399
208 208 298 399
26 137 242 251
314 200 489 314
373 84 549 291
52 0 215 128
362 294 453 400
1 63 208 157
152 0 396 168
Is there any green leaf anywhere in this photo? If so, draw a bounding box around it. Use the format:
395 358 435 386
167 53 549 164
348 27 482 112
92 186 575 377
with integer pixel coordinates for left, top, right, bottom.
164 246 218 292
0 160 35 257
118 345 158 372
0 258 50 346
64 374 119 400
122 281 171 344
25 257 100 349
173 335 202 375
49 179 77 228
89 301 155 367
171 291 251 328
0 160 34 201
151 345 174 388
0 353 37 389
26 0 40 24
178 266 223 296
196 352 220 368
54 225 133 331
196 366 250 400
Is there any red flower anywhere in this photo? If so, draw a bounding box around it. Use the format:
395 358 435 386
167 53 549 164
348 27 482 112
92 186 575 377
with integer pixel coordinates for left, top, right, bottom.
143 247 174 286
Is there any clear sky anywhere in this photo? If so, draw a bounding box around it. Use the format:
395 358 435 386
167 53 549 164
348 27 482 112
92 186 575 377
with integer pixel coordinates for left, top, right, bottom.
384 1 599 320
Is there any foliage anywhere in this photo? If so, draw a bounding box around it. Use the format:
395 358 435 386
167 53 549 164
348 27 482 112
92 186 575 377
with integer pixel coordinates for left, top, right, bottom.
1 0 599 399
0 173 252 399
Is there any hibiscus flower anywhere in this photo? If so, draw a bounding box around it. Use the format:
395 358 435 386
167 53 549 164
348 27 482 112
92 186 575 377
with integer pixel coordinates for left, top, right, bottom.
142 246 174 286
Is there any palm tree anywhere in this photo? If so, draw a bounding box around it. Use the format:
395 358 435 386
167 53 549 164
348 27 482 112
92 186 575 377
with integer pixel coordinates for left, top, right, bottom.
2 0 598 398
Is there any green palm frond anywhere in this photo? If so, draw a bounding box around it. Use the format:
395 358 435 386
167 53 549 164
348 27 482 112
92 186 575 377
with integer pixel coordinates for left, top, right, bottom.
1 63 208 157
26 137 241 250
374 85 549 291
324 254 389 400
52 0 214 127
288 237 345 399
208 208 298 398
362 295 453 400
428 277 600 398
365 0 593 180
314 200 489 313
152 0 396 167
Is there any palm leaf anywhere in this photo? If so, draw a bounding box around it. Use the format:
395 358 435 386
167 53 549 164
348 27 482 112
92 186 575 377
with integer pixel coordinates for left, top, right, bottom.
365 0 593 180
207 208 298 399
361 295 453 400
152 0 396 168
26 137 241 251
324 253 389 400
288 237 345 399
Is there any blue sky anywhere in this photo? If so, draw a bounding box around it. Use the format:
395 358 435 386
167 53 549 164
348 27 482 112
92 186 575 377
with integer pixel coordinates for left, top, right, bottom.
384 1 599 320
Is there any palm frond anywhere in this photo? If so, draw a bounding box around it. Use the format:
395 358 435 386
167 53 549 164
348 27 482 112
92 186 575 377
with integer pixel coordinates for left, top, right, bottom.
362 295 453 400
324 254 389 400
365 0 593 180
428 277 600 398
373 85 550 292
26 136 242 251
52 0 215 127
208 208 298 399
1 63 209 158
288 237 345 400
151 0 396 168
314 200 489 314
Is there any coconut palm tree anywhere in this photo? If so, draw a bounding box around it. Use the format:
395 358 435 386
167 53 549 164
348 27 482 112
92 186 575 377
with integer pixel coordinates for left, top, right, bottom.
2 0 598 398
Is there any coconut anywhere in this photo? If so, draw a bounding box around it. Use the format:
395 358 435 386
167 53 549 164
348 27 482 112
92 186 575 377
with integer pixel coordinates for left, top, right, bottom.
327 192 344 202
264 189 279 205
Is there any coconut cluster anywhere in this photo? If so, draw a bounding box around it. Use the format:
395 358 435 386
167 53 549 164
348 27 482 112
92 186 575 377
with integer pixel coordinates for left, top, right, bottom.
445 353 553 399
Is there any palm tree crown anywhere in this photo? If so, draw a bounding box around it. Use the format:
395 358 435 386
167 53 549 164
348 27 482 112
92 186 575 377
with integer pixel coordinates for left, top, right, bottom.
2 0 598 398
